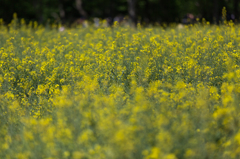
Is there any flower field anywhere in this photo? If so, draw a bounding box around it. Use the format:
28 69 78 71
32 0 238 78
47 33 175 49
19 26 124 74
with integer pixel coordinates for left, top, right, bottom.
0 18 240 159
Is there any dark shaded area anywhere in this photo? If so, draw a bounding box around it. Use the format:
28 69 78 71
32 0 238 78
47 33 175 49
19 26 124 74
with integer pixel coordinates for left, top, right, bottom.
0 0 239 25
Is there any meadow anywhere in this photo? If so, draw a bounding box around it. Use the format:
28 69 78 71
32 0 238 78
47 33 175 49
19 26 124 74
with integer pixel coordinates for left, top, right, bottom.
0 16 240 159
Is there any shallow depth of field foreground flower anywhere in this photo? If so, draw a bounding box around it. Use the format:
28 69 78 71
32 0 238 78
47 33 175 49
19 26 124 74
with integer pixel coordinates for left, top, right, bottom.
0 18 240 159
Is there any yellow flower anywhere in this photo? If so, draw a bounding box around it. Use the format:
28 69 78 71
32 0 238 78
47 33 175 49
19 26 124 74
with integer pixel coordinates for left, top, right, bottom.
148 147 160 159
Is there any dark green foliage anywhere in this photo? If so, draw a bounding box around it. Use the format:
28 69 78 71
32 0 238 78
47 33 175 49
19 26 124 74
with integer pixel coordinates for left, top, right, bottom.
0 0 239 25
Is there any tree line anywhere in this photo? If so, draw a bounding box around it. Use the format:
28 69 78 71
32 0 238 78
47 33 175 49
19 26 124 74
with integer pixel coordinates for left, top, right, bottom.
0 0 239 25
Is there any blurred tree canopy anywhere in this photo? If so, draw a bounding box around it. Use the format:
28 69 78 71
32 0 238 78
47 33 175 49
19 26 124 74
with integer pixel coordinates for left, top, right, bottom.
0 0 239 25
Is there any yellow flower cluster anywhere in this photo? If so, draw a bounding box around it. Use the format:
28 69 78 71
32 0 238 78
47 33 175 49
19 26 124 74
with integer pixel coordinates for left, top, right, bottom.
0 17 240 159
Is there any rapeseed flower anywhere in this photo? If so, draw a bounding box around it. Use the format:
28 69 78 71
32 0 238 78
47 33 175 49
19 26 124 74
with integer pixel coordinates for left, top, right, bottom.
0 17 240 158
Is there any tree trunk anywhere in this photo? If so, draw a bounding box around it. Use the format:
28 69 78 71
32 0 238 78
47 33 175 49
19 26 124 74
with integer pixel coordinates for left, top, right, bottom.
213 0 219 24
59 0 66 24
144 0 150 24
128 0 137 26
234 0 239 22
75 0 87 18
33 0 43 23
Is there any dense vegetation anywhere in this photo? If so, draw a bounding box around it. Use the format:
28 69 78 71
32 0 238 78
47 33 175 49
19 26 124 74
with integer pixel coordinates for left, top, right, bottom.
0 18 240 159
1 0 239 24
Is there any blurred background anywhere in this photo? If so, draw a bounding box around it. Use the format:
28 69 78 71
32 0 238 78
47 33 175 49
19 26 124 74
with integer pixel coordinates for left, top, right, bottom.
0 0 239 26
